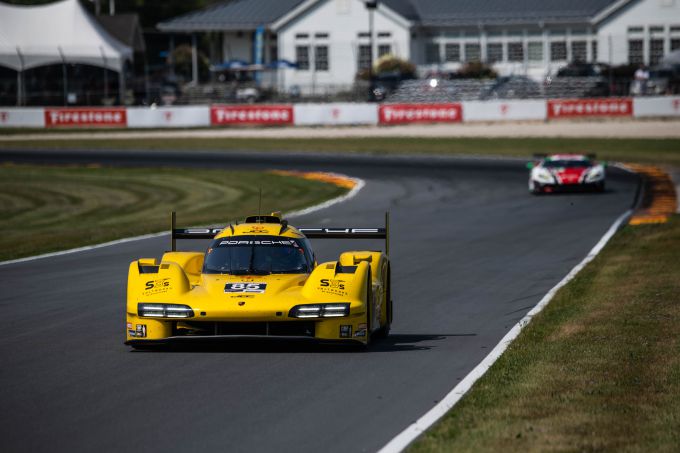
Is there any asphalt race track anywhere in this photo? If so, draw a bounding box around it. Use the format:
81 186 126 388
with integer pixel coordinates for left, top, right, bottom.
0 150 639 453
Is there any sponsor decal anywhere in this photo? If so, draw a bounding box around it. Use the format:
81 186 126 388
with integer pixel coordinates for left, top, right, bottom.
225 283 267 293
0 111 9 123
379 103 462 124
299 228 380 234
210 105 293 125
354 329 367 337
242 225 268 234
319 278 347 296
44 108 127 127
126 322 133 329
144 278 171 294
184 228 223 235
340 325 352 338
547 98 632 118
219 239 293 246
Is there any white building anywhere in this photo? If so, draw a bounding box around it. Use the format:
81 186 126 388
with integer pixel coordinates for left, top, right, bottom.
158 0 680 90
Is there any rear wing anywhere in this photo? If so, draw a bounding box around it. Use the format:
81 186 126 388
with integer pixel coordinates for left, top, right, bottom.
169 211 391 256
299 212 390 255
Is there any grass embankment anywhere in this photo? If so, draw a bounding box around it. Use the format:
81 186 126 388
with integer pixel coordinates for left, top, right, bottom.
410 216 680 452
0 164 346 261
1 137 680 167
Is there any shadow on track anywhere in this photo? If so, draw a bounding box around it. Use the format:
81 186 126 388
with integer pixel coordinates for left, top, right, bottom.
126 333 477 354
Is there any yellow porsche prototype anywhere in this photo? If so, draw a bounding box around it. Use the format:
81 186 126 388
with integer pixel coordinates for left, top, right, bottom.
125 212 392 348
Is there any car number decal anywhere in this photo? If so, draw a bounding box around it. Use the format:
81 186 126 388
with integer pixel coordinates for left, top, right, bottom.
225 283 267 293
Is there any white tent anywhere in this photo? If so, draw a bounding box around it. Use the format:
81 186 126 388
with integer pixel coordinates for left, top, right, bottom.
0 0 132 72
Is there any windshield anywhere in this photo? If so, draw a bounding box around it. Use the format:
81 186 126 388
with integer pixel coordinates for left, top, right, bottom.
203 235 312 275
543 159 591 168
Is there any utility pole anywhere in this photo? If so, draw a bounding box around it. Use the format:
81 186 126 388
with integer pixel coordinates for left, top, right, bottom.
364 1 377 79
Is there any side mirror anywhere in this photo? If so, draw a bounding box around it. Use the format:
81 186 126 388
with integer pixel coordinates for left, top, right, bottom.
526 162 535 169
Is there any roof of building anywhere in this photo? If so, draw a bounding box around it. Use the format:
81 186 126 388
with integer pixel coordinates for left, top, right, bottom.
158 0 306 31
400 0 620 26
157 0 623 32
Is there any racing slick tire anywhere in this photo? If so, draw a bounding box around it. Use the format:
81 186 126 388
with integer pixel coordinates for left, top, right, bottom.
374 265 392 339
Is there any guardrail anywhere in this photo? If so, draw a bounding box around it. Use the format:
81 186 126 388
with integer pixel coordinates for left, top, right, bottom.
1 96 679 128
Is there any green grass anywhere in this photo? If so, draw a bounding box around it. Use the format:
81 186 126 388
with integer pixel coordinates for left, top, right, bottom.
2 137 680 166
0 164 346 261
410 216 680 452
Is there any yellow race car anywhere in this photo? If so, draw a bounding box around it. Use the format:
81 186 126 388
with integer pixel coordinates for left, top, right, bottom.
125 212 392 349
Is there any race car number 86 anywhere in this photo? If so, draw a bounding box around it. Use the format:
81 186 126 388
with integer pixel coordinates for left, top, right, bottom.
225 283 267 293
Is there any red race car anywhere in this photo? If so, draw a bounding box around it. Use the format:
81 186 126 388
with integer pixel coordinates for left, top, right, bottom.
527 153 606 194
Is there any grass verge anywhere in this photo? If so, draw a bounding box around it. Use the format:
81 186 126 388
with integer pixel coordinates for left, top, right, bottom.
410 215 680 452
1 137 680 167
0 164 346 261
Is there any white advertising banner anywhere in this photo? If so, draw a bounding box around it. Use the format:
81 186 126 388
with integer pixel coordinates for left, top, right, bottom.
462 100 547 122
0 108 45 127
126 106 210 128
633 96 680 117
294 103 378 126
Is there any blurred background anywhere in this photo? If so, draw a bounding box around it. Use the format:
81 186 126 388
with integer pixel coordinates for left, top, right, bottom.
1 0 679 107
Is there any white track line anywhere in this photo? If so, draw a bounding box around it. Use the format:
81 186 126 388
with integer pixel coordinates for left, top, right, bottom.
0 173 366 267
378 207 633 453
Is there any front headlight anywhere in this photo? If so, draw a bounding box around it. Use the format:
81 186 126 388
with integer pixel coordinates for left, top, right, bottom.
138 303 194 318
533 168 555 183
289 303 350 318
585 165 605 182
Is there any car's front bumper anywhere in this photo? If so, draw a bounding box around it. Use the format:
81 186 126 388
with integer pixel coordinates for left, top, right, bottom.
125 314 369 345
531 180 604 193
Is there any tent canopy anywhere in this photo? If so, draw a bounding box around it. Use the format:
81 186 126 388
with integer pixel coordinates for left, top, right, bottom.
0 0 132 72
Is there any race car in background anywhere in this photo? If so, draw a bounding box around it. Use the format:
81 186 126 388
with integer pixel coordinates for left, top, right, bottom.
527 153 606 194
125 212 392 349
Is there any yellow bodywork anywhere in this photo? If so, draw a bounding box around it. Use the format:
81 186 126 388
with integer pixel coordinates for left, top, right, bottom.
126 219 390 347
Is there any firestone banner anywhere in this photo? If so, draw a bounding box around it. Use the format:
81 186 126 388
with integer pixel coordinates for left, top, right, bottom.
379 103 462 124
44 108 127 127
211 105 294 125
547 98 633 118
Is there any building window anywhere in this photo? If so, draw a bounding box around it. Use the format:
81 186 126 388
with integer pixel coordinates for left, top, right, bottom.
444 43 460 62
377 32 391 38
295 33 309 39
315 32 329 39
550 42 567 61
464 43 481 62
649 39 664 65
315 45 329 71
508 42 524 62
486 43 503 63
425 43 440 64
378 44 391 57
296 45 309 70
628 39 643 64
627 26 643 33
270 45 278 62
672 39 680 51
592 41 598 62
571 41 587 62
528 42 543 61
358 44 371 70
